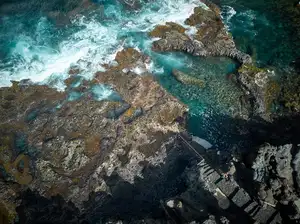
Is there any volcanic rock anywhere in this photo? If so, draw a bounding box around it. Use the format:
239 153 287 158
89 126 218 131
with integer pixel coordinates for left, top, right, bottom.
252 144 298 205
150 1 252 64
0 48 187 212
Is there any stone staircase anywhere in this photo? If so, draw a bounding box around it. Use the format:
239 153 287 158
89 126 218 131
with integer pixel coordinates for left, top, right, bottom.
177 134 282 224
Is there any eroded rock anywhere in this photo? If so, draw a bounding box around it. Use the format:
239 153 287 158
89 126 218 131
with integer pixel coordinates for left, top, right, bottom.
150 2 252 64
252 144 297 205
0 48 187 211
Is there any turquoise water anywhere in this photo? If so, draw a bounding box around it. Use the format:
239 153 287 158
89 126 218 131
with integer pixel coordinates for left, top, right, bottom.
0 0 298 150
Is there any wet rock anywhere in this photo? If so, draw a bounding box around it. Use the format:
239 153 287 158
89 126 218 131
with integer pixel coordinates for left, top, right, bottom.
150 3 252 64
0 82 65 122
149 22 186 38
122 107 143 124
105 102 131 119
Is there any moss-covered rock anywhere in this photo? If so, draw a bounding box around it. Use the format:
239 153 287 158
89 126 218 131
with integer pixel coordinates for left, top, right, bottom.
149 3 251 64
279 74 300 112
0 201 17 224
115 48 143 68
265 81 280 112
238 64 268 76
149 22 186 38
238 64 279 118
85 135 101 157
2 154 33 185
159 102 185 125
0 48 187 209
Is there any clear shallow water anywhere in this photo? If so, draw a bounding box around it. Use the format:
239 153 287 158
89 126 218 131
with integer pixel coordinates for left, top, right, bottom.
0 0 298 150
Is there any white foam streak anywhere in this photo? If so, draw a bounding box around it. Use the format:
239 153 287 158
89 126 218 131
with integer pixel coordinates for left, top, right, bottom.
0 0 207 89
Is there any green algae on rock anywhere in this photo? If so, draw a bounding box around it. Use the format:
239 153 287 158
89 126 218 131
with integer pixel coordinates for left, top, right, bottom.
149 22 186 38
238 64 280 119
278 74 300 112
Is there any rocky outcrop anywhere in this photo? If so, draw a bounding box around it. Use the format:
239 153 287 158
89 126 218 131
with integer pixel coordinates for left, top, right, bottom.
251 143 300 217
0 48 187 220
150 2 252 64
237 64 280 119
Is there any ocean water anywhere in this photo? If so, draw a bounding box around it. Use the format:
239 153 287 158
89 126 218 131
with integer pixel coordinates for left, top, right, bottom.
0 0 298 150
0 0 202 89
219 0 298 68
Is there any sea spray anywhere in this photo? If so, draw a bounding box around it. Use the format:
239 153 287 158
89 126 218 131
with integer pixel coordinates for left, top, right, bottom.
0 0 203 89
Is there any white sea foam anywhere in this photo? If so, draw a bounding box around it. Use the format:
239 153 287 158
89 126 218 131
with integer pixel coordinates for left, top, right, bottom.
0 0 207 90
91 84 115 101
221 5 236 30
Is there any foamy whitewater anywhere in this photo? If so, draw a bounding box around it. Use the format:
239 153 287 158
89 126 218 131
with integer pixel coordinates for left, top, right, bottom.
0 0 207 90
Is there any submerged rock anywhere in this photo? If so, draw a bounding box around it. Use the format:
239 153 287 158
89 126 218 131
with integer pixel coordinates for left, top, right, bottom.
172 69 205 88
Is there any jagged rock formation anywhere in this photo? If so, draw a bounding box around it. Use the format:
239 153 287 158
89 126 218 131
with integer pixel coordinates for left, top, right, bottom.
149 1 252 64
0 48 187 221
252 144 295 204
250 143 300 221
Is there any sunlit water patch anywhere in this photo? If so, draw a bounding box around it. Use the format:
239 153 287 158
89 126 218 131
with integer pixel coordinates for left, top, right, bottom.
90 84 121 101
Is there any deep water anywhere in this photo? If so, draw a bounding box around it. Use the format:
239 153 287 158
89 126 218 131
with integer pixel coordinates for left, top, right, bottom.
0 0 299 152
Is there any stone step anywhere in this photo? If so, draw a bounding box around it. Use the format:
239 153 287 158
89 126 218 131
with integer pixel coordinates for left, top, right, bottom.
252 205 278 224
179 134 282 223
215 178 239 196
231 188 252 207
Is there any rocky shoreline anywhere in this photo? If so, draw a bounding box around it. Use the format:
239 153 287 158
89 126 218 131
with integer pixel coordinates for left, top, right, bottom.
1 0 300 223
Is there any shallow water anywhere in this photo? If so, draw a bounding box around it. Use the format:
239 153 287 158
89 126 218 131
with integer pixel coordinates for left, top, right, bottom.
0 0 298 150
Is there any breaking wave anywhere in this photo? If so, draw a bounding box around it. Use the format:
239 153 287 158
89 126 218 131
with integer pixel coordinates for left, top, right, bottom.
0 0 203 90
